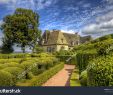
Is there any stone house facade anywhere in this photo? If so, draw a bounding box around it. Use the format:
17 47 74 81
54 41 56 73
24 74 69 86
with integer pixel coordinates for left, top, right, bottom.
41 30 91 52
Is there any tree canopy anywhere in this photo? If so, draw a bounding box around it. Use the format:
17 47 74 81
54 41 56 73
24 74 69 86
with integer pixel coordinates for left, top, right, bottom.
1 8 41 53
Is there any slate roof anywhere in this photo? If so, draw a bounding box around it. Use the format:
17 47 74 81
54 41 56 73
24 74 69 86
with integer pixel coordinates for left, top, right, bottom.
42 30 79 46
63 33 79 46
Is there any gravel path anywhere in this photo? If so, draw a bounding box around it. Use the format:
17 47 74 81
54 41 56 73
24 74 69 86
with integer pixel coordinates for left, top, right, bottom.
42 64 75 86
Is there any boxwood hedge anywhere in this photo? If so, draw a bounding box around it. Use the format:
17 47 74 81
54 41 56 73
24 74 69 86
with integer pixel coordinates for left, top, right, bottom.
0 70 13 86
0 54 27 59
16 62 64 86
3 67 24 84
80 70 87 86
76 50 97 72
87 56 113 86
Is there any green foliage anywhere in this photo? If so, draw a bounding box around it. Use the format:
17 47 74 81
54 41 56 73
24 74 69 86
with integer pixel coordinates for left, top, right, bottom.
1 38 14 54
1 8 41 53
55 50 76 64
33 45 44 53
98 34 112 41
80 70 87 86
91 34 112 43
0 70 13 86
0 52 60 86
0 53 26 59
26 72 34 79
76 50 97 72
87 56 113 86
16 62 64 86
73 43 94 52
20 53 58 76
3 67 24 84
5 62 20 67
94 39 113 56
0 64 8 69
70 69 81 86
0 58 22 64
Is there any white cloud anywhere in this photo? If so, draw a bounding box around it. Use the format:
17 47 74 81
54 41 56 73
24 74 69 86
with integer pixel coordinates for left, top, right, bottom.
0 0 15 4
80 0 113 37
5 0 57 11
0 20 3 26
61 30 77 34
82 18 113 37
96 11 113 22
106 0 113 4
34 0 57 10
0 0 10 3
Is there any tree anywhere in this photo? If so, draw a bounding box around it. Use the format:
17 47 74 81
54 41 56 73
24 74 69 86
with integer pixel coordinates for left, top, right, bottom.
1 38 14 54
34 45 44 53
1 8 41 53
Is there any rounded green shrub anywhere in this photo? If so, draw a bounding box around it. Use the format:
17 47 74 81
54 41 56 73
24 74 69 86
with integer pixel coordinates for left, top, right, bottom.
80 70 87 86
87 56 113 86
94 39 113 56
27 72 34 79
6 62 20 67
0 64 8 69
3 67 24 84
0 70 13 86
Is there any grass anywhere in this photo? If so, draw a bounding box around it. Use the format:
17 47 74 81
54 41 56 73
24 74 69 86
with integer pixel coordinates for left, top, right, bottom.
70 68 81 86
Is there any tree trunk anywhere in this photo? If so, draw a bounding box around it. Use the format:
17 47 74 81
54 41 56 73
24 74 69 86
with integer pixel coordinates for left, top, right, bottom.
22 46 25 53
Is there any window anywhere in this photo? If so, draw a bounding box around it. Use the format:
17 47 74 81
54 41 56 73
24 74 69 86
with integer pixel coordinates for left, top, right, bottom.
47 47 55 52
47 47 51 52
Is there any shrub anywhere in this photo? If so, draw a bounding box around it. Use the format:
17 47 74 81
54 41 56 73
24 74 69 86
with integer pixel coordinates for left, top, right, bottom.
70 69 81 86
27 72 34 79
0 70 13 86
80 70 87 86
16 62 64 86
20 61 38 78
0 53 26 59
5 62 20 67
94 39 113 56
72 43 94 52
55 50 75 63
3 67 24 84
99 34 112 41
20 56 58 76
0 58 22 64
87 56 113 86
76 50 97 72
0 64 8 69
34 45 44 53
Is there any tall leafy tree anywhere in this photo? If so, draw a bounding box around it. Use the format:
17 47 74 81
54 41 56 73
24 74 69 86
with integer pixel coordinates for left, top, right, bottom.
1 38 14 54
1 8 41 53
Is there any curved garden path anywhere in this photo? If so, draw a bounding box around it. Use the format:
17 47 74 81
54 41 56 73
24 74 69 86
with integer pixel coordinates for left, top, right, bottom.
42 64 75 86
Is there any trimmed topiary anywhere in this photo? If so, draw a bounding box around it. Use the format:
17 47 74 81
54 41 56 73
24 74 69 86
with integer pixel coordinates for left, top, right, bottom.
0 70 13 86
80 70 87 86
3 67 24 84
16 62 64 86
5 62 20 67
76 50 97 72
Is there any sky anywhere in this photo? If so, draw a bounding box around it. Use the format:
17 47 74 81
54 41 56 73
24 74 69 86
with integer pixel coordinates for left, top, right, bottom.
0 0 113 39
